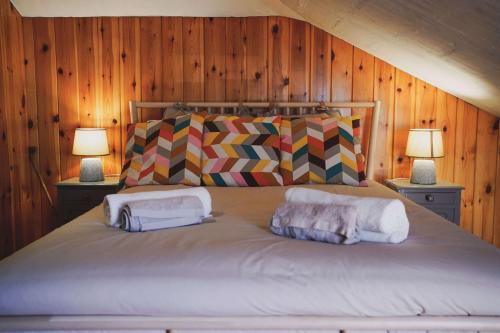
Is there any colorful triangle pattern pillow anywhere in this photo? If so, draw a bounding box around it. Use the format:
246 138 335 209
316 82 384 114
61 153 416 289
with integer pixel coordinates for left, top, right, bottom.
280 115 367 186
202 115 283 186
120 113 204 187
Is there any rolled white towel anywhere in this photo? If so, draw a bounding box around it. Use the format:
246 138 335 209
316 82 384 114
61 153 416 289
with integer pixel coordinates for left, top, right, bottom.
285 187 409 237
103 187 212 227
119 196 207 232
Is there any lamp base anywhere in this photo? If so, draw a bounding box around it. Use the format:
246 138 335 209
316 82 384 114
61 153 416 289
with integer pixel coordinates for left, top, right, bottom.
410 159 436 185
79 157 104 182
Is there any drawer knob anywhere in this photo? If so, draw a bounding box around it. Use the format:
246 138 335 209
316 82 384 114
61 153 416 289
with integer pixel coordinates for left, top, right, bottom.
425 194 434 202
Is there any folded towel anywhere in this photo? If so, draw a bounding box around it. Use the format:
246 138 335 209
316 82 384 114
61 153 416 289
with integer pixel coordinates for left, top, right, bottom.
103 187 212 227
119 196 206 232
270 202 360 245
285 188 409 244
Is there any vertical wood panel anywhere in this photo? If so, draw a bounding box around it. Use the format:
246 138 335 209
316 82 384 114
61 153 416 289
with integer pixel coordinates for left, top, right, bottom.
76 18 97 127
289 19 310 102
225 18 246 102
414 79 437 128
204 17 226 101
495 130 500 247
352 47 374 157
472 110 498 241
119 17 140 152
331 36 353 103
33 18 59 232
434 90 457 181
98 17 121 174
267 16 289 102
454 101 478 232
310 26 331 102
0 0 16 255
246 17 267 102
22 18 43 241
140 17 162 119
373 58 395 182
183 17 204 101
392 69 415 178
54 18 80 179
161 17 183 101
6 10 29 247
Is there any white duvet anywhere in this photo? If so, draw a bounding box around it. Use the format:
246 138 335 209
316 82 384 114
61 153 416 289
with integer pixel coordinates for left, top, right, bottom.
0 182 499 318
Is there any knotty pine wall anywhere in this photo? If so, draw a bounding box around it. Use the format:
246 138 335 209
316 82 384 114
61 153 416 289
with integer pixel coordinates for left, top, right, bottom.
0 0 499 258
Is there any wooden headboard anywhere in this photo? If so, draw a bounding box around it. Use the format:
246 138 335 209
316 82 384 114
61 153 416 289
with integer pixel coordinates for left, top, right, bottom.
129 101 381 180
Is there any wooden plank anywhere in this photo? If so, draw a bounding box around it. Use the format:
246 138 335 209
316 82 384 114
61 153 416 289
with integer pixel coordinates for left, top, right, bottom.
414 79 437 128
373 58 395 182
245 17 267 102
267 16 289 102
98 17 121 175
331 36 353 103
310 25 331 102
392 69 415 178
472 110 498 242
22 18 43 241
0 0 14 257
495 126 500 247
182 17 204 101
76 18 98 127
204 17 226 102
7 13 40 247
352 47 374 157
289 19 310 102
454 101 478 233
225 17 246 102
54 18 80 180
119 17 141 154
434 90 457 181
161 17 183 101
33 18 60 233
140 17 162 119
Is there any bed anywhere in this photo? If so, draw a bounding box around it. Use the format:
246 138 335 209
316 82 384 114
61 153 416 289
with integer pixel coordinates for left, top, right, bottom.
0 102 499 332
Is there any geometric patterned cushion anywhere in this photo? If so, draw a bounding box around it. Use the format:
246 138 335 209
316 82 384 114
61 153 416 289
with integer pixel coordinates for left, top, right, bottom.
119 113 205 187
280 115 367 186
201 115 283 186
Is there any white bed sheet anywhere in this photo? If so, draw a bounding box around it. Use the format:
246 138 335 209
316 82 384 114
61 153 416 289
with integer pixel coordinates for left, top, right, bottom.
0 182 499 318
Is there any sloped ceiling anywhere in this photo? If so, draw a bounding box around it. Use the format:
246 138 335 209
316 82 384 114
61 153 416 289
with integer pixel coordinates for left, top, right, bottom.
11 0 500 116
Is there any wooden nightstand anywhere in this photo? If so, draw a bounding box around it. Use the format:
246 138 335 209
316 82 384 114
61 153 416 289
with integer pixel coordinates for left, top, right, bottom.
384 178 464 225
55 176 120 225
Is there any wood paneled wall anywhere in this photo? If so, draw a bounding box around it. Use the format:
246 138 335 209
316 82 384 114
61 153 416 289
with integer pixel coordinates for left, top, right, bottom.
0 1 499 258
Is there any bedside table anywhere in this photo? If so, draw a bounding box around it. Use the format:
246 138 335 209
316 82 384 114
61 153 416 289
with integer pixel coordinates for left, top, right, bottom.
384 178 463 225
55 176 120 225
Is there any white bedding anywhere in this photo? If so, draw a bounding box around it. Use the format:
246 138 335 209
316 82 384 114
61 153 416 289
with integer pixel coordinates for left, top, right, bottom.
0 182 499 318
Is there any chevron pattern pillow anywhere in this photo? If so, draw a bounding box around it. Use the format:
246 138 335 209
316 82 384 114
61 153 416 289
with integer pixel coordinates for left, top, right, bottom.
120 113 204 187
280 116 367 186
202 115 283 186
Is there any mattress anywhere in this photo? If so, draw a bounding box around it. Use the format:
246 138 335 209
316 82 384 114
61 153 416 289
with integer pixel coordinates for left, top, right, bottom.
0 181 499 317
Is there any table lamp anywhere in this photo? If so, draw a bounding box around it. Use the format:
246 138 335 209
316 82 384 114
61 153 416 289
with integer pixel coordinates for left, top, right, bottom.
72 128 110 182
405 129 444 185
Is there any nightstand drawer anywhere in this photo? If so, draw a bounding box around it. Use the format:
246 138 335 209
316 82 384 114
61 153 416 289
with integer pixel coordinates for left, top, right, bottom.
422 205 457 224
60 204 94 222
60 188 115 204
404 191 456 205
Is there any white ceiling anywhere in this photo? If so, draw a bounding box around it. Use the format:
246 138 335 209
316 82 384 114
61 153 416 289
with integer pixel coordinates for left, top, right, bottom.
11 0 500 117
11 0 303 19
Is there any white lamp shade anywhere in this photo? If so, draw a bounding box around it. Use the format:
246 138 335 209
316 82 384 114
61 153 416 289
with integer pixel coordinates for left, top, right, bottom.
72 128 110 156
405 129 444 158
